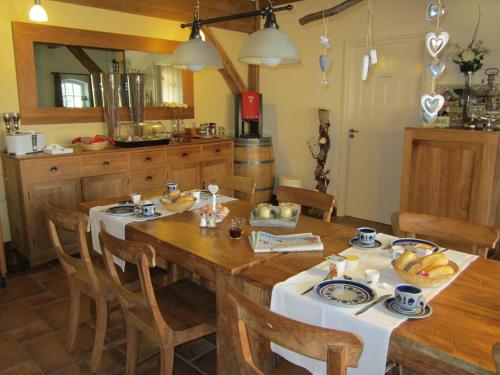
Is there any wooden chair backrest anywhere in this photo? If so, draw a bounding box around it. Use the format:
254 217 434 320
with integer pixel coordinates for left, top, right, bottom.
99 224 167 334
226 281 363 375
44 203 100 290
276 185 335 222
494 342 500 375
398 211 500 258
210 174 256 203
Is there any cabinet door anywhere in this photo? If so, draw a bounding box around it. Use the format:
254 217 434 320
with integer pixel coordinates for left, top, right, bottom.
26 179 82 264
82 173 129 201
201 159 232 191
167 163 201 191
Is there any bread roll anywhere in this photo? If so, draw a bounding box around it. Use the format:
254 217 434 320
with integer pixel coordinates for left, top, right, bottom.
426 265 455 277
394 251 417 270
407 253 448 275
176 195 195 203
168 190 181 202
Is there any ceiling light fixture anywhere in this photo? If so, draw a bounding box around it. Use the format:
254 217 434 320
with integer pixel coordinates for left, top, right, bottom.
177 0 299 70
168 0 223 72
29 0 48 22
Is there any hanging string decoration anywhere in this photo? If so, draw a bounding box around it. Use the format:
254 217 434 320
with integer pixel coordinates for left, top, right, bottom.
319 10 331 86
421 0 448 124
361 0 377 81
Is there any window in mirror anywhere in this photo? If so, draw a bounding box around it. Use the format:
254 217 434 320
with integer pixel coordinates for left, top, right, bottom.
34 42 185 109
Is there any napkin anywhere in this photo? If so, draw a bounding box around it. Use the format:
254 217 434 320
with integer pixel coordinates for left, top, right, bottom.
270 233 477 375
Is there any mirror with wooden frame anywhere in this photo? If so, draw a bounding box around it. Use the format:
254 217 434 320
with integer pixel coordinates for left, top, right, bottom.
12 22 194 125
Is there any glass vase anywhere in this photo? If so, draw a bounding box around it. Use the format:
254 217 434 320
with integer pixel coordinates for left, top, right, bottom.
462 71 473 124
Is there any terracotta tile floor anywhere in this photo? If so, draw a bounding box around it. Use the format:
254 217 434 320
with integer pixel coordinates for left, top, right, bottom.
0 263 216 375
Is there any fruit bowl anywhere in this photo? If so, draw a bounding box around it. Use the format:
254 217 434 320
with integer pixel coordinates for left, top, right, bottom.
391 259 459 288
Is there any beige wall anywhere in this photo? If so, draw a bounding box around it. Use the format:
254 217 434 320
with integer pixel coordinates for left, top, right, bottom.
260 0 500 216
0 0 247 240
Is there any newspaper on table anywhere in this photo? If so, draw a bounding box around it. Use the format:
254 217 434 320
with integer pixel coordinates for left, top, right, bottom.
249 231 324 253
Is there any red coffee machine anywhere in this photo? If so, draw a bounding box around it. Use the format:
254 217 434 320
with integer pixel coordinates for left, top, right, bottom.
235 91 263 138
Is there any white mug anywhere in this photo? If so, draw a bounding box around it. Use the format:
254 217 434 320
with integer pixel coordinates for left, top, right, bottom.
131 193 141 205
191 190 201 202
391 245 405 259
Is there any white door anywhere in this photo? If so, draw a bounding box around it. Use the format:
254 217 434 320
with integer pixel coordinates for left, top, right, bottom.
344 39 425 224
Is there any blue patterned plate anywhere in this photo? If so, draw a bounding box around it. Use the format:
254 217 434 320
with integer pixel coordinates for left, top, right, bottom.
349 238 382 249
390 238 439 253
314 280 377 307
106 205 137 217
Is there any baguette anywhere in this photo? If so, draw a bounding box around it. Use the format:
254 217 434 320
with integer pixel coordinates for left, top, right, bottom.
394 251 417 270
426 265 455 277
407 253 448 275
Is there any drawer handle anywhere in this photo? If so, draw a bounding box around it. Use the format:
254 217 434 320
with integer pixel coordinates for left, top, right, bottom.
102 161 110 166
145 156 152 162
49 166 58 172
145 176 153 181
182 152 188 158
215 148 221 153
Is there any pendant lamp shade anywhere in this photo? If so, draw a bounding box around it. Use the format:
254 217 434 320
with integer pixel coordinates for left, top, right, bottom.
168 38 223 72
29 0 48 22
238 28 300 67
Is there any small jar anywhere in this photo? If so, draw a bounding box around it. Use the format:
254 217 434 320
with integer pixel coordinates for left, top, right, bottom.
257 203 272 219
279 203 293 219
199 213 208 228
207 214 217 228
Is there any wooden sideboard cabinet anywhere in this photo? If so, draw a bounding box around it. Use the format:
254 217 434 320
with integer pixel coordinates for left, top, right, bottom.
400 128 499 231
2 139 233 266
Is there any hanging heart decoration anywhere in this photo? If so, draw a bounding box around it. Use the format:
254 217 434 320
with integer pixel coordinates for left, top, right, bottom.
421 94 445 115
425 31 449 57
426 2 445 21
427 60 446 79
208 184 219 196
319 55 331 72
423 111 438 124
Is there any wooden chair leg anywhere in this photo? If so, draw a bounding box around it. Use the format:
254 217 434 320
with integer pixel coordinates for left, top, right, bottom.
125 319 139 375
89 297 108 373
159 341 175 375
66 280 81 353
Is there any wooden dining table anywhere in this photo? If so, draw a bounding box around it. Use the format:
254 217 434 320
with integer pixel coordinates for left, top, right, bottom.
80 197 500 375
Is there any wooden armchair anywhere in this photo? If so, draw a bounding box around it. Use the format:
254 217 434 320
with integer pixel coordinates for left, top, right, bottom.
209 174 256 203
100 224 216 375
276 185 336 222
398 211 500 258
494 342 500 375
226 281 363 375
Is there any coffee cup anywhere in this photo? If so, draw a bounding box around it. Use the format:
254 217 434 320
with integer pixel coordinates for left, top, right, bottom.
167 183 179 193
364 269 380 285
394 284 426 312
357 227 377 245
140 201 156 217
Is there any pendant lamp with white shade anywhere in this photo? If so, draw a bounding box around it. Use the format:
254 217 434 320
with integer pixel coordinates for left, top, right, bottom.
29 0 48 22
168 0 223 72
238 3 300 67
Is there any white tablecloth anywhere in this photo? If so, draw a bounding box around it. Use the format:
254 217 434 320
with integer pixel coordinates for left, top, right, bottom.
270 233 477 375
89 195 236 269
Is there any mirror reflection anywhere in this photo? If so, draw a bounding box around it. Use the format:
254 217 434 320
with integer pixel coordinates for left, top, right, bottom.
34 43 184 109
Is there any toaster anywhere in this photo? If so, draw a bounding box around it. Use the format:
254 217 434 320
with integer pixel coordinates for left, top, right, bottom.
5 132 46 156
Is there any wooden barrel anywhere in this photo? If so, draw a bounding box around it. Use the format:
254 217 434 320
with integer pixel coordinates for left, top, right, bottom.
234 137 275 203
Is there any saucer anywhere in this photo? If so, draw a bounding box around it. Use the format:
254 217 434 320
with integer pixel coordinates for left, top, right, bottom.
349 238 382 249
384 297 432 319
135 212 162 219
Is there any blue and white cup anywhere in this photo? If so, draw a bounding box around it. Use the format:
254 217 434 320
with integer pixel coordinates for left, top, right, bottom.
357 227 377 245
167 183 179 192
140 201 156 217
395 284 427 312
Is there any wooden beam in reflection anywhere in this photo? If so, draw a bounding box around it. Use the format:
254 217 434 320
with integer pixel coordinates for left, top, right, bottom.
66 46 103 73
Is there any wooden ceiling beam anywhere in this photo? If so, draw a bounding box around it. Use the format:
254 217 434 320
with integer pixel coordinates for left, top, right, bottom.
299 0 364 25
66 46 103 73
202 26 247 95
52 0 302 33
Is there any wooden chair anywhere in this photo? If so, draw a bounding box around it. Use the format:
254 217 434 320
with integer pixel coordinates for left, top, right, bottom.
100 224 216 375
276 185 336 222
209 174 256 203
0 217 6 287
493 342 500 375
45 203 129 373
398 211 500 258
226 281 363 375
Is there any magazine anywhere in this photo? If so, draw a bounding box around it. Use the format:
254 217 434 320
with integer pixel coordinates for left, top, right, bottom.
248 231 324 253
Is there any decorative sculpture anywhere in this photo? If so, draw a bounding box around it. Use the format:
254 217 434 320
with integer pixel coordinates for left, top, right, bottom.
308 109 331 193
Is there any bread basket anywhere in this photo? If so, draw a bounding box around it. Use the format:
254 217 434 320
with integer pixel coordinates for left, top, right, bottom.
159 196 195 213
391 259 459 288
78 141 109 151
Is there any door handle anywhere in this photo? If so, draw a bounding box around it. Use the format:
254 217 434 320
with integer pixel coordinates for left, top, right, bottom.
349 129 359 138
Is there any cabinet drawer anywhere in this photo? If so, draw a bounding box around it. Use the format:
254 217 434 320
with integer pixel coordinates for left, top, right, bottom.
22 157 80 182
202 142 232 160
166 146 201 163
80 154 129 176
129 150 165 171
130 168 166 191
